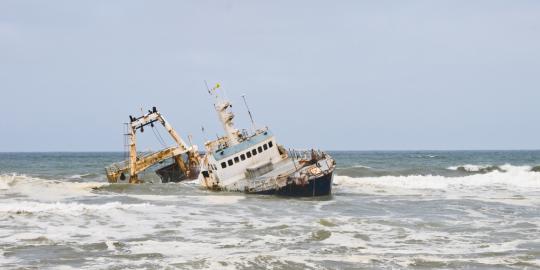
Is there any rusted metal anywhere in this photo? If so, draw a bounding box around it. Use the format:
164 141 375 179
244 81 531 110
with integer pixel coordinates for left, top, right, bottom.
105 107 200 183
105 86 336 197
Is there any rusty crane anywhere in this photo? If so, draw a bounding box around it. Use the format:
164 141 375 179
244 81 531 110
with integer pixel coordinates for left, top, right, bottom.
105 107 200 184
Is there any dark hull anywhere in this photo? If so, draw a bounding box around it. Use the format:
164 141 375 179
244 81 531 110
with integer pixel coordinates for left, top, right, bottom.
250 172 334 197
156 163 199 183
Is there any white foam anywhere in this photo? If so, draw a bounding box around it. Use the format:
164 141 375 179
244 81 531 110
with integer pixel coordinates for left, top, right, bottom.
412 154 439 158
447 164 494 172
334 165 540 206
185 195 245 205
68 173 92 179
353 165 373 169
0 201 154 215
0 173 108 201
336 165 540 190
129 194 245 205
0 199 179 247
105 240 117 251
1 168 538 268
128 194 182 202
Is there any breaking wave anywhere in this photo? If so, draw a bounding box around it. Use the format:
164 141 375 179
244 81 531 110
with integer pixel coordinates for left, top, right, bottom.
68 173 99 179
334 164 540 195
0 173 108 200
411 154 440 158
352 165 373 169
0 201 154 215
337 163 540 178
447 164 504 173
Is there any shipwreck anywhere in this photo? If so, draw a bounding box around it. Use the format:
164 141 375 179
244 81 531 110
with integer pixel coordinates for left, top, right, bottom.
105 85 336 197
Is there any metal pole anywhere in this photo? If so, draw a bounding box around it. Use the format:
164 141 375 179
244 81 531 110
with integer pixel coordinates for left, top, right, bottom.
241 94 256 132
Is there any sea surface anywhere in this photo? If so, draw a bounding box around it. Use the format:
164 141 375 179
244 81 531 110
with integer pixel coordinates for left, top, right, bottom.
1 151 540 269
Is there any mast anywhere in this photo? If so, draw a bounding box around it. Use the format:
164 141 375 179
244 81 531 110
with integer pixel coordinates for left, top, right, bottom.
128 123 138 183
209 83 240 146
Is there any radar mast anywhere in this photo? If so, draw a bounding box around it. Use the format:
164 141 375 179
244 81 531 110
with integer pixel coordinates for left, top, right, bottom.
208 83 240 146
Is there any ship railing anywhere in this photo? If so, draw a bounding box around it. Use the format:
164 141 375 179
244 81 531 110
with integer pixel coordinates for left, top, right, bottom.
105 148 175 175
105 160 129 175
287 149 325 161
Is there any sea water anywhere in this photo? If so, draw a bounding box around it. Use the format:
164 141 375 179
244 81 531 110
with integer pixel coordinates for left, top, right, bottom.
1 151 539 269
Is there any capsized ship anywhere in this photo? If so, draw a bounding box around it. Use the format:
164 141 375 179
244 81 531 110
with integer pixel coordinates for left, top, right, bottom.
197 87 335 196
105 85 335 197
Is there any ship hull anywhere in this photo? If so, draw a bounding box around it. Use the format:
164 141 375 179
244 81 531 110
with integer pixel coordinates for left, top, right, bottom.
156 163 200 183
250 171 334 197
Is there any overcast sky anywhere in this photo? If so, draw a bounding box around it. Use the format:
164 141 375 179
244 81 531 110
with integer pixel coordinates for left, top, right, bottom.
1 1 539 151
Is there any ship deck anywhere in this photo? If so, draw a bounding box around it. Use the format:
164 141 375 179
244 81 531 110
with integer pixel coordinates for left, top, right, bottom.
254 158 298 180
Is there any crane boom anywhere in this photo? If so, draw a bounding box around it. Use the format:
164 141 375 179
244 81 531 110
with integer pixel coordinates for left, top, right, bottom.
105 107 200 183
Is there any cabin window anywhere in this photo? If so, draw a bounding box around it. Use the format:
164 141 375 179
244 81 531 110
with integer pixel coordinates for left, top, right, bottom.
240 154 246 161
221 162 227 169
258 146 263 153
252 149 257 156
228 159 233 166
247 151 252 158
234 157 240 163
269 141 273 148
263 144 268 150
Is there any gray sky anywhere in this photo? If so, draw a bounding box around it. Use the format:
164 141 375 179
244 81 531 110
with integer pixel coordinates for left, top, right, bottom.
1 0 539 151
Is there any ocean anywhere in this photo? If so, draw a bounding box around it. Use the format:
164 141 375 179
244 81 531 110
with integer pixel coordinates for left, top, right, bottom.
1 151 539 269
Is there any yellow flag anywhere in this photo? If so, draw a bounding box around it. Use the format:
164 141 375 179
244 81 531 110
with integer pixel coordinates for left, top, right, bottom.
211 83 221 92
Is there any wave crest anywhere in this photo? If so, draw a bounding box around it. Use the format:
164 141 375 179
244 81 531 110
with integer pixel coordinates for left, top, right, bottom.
0 201 153 215
334 164 540 192
0 173 109 201
447 164 505 173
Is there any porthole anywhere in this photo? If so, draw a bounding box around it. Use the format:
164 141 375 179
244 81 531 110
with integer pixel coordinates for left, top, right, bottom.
252 149 257 156
240 154 246 161
258 146 263 153
221 162 226 169
228 159 233 166
234 157 240 163
247 151 252 158
263 144 268 150
269 141 273 148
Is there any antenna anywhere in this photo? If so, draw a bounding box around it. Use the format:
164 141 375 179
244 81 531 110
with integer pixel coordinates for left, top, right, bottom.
201 126 208 143
241 94 256 132
188 134 194 147
204 80 211 94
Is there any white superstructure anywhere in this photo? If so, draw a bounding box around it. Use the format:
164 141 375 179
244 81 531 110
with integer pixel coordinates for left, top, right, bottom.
199 87 288 190
105 83 335 196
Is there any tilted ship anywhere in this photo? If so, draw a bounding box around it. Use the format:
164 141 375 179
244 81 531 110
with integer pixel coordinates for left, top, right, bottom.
105 85 335 197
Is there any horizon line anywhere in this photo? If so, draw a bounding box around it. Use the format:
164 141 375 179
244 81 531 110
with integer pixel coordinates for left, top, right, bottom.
1 149 540 153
